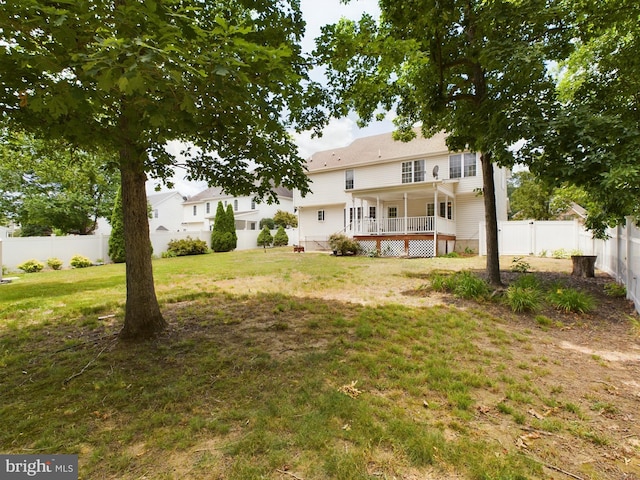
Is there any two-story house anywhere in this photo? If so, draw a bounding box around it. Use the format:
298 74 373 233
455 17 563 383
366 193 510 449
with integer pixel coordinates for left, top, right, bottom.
148 191 188 232
182 186 295 232
294 130 510 257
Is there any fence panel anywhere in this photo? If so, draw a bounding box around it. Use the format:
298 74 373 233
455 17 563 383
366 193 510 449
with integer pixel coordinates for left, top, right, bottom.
1 228 299 271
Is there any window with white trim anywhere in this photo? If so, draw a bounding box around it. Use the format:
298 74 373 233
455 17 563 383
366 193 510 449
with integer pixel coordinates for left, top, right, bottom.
388 206 398 218
193 205 197 216
234 199 238 211
401 159 426 183
317 210 325 221
345 169 354 190
449 153 477 179
369 206 376 219
206 202 210 214
251 199 256 210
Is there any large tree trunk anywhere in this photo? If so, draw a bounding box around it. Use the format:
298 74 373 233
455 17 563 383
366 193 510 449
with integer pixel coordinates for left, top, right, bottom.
480 151 502 286
118 146 167 340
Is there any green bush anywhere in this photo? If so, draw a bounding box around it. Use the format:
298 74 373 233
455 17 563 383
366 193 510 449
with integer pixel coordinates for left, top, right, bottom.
273 226 289 247
547 286 595 313
259 218 275 230
257 226 273 247
504 286 542 313
166 236 209 256
211 202 237 252
17 259 44 273
70 255 92 268
511 257 532 273
46 257 64 270
328 233 362 256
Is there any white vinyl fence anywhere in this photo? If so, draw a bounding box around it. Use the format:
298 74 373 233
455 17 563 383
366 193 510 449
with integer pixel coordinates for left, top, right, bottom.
480 219 640 313
0 228 297 272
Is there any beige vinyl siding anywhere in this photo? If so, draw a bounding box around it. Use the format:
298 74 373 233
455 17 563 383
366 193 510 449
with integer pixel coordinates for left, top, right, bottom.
353 154 450 190
455 194 484 241
295 170 349 207
298 204 345 239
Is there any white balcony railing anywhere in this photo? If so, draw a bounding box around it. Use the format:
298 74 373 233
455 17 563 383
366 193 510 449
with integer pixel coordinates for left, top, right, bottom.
351 216 437 235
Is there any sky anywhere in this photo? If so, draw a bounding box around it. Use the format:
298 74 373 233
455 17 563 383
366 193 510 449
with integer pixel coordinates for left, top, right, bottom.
157 0 393 197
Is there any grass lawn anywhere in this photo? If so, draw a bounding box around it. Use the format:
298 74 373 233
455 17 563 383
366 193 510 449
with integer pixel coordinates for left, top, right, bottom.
1 248 639 479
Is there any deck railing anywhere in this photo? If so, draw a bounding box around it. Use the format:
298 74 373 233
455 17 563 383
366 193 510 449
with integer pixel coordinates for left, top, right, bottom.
351 216 437 235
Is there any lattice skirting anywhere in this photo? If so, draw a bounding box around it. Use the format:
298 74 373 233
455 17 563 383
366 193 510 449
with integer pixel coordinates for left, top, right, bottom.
380 240 405 257
358 240 378 256
408 240 435 258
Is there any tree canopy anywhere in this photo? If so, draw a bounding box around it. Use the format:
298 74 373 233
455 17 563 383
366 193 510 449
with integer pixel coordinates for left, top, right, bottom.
523 0 640 238
0 0 323 339
315 0 572 284
0 131 119 235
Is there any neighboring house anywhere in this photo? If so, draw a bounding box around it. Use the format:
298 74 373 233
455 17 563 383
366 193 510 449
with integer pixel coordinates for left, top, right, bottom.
182 186 294 232
148 191 187 232
294 130 510 257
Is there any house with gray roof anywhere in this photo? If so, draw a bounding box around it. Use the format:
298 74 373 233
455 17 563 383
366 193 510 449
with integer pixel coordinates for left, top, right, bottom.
148 190 187 232
182 186 294 232
293 130 510 256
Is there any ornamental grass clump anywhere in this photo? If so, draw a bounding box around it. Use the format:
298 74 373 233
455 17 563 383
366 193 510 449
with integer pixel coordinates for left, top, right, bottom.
547 286 595 313
504 286 542 313
430 270 489 300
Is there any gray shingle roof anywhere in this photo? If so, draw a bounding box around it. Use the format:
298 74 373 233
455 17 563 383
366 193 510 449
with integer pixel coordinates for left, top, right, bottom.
185 185 293 204
306 130 449 172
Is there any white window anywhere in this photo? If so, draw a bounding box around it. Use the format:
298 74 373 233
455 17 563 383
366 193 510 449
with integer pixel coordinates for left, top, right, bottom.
439 200 453 220
345 169 354 190
251 199 256 210
317 210 325 221
193 205 197 216
402 160 426 183
449 153 477 179
234 199 238 211
206 202 210 214
427 203 435 217
249 222 257 231
369 206 376 219
154 209 158 218
388 206 398 218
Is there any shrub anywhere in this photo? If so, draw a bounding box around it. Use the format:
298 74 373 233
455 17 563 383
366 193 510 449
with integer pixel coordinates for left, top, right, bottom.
504 286 542 313
166 236 209 256
17 259 44 273
547 287 595 313
70 255 92 268
511 257 531 273
273 226 289 247
46 257 63 270
211 202 237 252
259 218 275 230
257 226 273 247
328 233 362 256
551 248 569 259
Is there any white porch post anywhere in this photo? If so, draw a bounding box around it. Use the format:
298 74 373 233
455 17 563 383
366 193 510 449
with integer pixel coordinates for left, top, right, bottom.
376 196 381 235
433 188 438 256
403 192 408 235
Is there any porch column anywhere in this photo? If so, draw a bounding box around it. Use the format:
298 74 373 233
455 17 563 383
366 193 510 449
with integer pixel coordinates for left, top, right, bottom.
403 192 408 235
433 188 438 256
376 196 380 235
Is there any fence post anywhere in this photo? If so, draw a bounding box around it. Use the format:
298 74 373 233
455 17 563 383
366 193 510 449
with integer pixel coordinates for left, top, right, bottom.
0 237 3 283
625 216 632 299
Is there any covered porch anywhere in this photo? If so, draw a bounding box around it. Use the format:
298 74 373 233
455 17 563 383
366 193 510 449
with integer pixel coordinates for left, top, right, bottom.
345 183 457 237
